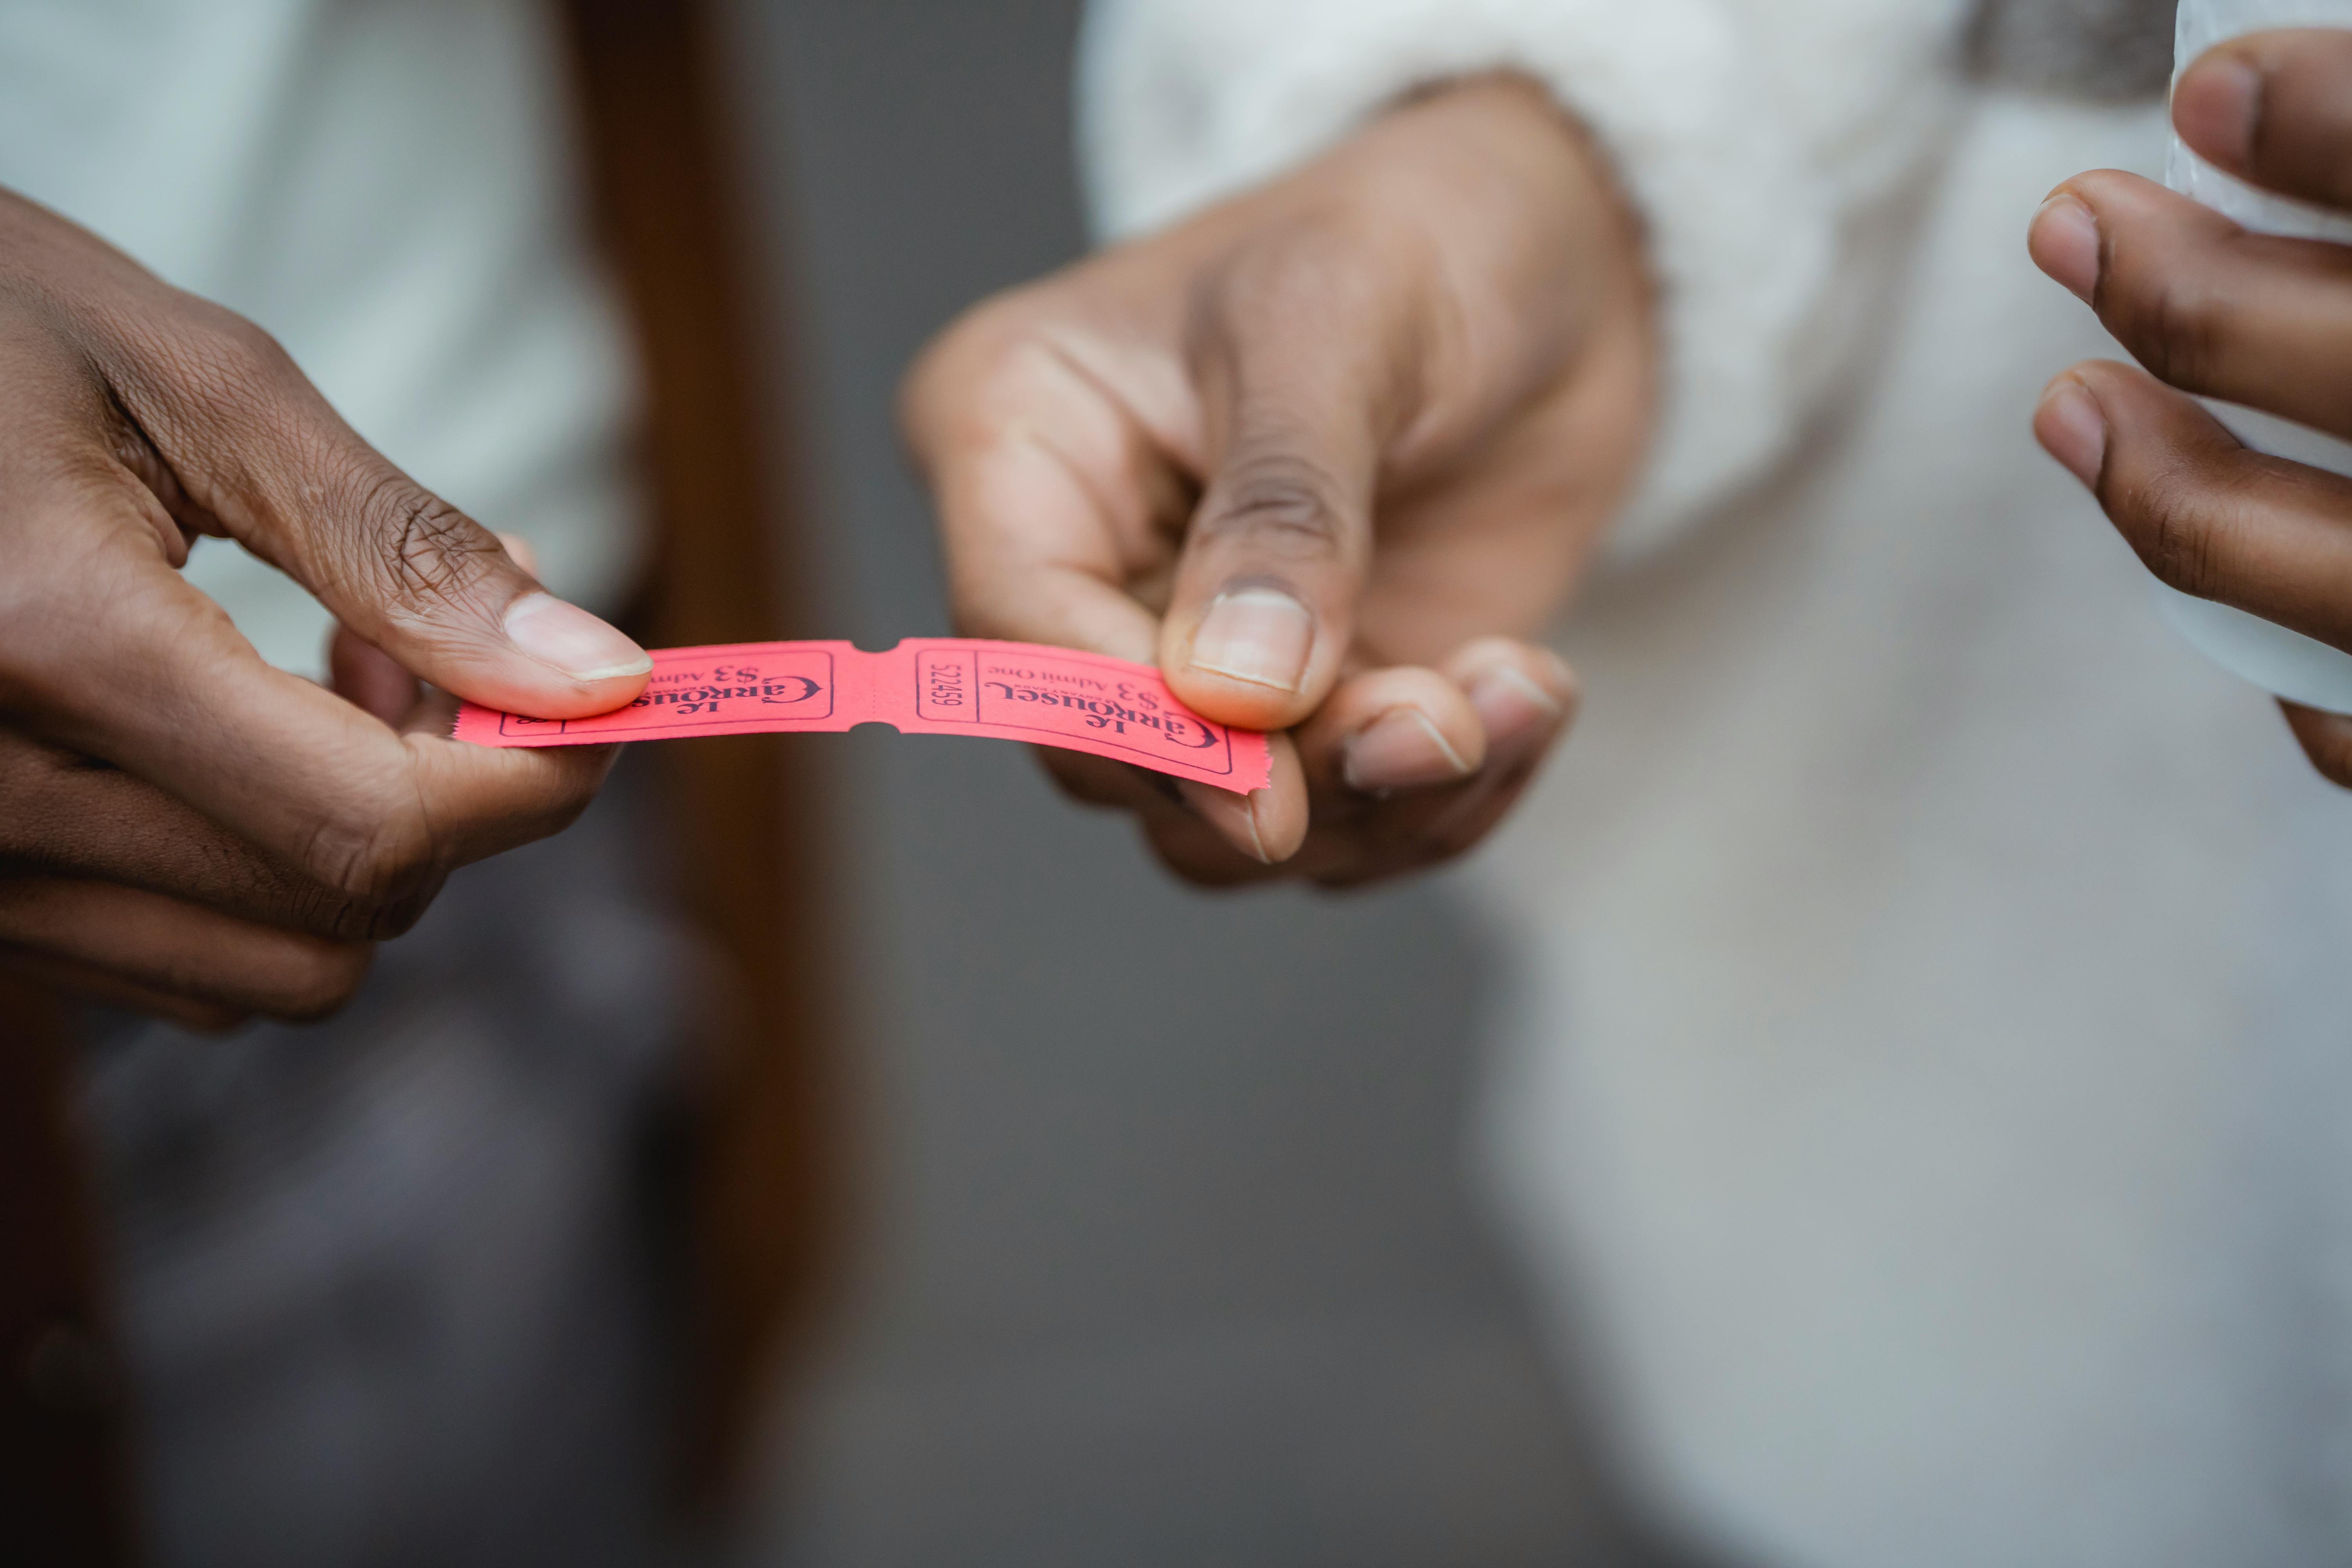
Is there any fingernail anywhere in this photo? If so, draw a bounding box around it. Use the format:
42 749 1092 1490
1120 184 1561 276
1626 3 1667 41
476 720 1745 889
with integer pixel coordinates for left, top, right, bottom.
1468 664 1564 748
503 592 653 681
2174 53 2261 171
1189 587 1313 693
2036 378 2107 490
1343 708 1472 793
2029 194 2101 304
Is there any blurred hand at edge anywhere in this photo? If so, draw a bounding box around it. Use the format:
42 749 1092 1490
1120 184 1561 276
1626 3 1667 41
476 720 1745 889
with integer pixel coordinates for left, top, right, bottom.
903 74 1656 887
2030 27 2352 788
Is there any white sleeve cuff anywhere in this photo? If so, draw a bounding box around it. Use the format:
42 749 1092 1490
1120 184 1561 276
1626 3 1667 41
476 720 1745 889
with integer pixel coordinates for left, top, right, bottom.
1078 0 1908 552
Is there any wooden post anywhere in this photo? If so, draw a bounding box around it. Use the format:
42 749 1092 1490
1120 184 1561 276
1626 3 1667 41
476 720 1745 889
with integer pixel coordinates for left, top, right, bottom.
557 0 846 1512
0 978 135 1566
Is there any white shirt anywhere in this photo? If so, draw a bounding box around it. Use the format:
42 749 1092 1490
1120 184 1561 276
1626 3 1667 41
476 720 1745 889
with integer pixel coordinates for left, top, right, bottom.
1085 3 2352 1564
0 0 642 675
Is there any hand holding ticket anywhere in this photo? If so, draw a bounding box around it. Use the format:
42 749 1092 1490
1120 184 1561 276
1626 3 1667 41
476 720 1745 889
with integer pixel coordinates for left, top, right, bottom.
454 639 1274 793
897 79 1609 884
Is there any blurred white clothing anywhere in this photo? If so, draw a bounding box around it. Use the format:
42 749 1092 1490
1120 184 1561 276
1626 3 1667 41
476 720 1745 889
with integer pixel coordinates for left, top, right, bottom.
1083 3 2352 1565
0 0 642 675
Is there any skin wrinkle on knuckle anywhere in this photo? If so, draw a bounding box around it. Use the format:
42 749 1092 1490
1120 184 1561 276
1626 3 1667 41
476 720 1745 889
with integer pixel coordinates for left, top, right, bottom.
296 792 442 939
2130 455 2238 598
363 477 495 616
1196 452 1353 560
123 312 296 448
195 317 291 401
2122 251 2234 396
102 318 369 579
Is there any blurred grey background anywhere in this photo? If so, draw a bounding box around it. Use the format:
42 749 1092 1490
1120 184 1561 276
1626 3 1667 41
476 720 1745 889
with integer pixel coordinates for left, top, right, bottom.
713 4 1666 1563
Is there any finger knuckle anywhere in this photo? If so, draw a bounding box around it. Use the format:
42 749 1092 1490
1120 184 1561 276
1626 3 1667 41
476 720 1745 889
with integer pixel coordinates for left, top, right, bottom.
2115 259 2233 394
357 475 495 612
207 309 298 380
299 795 444 938
2128 456 2239 597
1197 450 1352 557
903 290 1056 432
162 305 303 414
75 291 305 459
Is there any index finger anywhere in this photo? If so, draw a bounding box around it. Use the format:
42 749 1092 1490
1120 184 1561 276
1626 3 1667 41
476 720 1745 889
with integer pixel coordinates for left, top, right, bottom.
2039 359 2352 655
907 309 1179 664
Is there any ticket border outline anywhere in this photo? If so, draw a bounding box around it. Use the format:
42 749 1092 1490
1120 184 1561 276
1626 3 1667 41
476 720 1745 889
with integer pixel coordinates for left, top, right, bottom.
944 644 1237 779
912 646 979 727
497 647 838 738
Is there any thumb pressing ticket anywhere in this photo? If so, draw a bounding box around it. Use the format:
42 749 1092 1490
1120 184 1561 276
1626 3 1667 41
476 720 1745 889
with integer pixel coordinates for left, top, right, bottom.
453 638 1273 793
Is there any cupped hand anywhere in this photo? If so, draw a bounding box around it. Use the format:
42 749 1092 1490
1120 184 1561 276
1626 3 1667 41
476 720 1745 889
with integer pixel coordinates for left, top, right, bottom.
0 189 652 1026
2029 27 2352 787
903 74 1655 886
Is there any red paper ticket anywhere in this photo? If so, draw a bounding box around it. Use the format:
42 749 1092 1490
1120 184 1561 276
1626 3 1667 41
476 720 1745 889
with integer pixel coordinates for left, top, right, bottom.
451 638 1272 793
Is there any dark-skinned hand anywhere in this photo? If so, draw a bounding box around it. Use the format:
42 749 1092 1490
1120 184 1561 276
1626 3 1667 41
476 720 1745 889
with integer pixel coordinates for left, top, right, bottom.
0 188 652 1028
2031 27 2352 788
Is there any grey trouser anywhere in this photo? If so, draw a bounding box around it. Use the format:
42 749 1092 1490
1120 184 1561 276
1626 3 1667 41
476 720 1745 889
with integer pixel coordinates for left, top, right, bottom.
78 764 693 1568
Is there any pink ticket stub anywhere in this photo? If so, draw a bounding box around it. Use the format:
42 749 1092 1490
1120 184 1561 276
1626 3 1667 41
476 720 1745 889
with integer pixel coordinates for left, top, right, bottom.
452 638 1272 793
